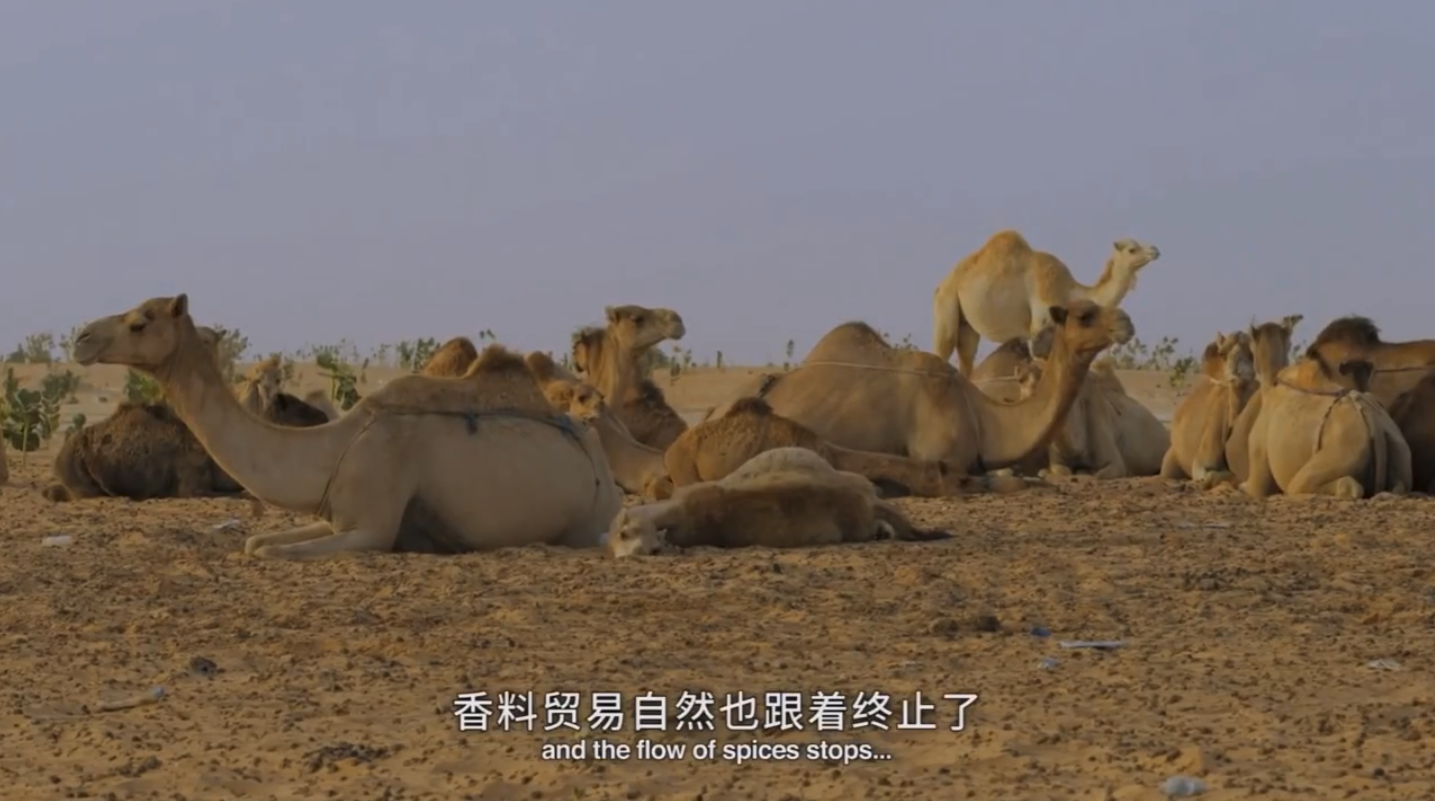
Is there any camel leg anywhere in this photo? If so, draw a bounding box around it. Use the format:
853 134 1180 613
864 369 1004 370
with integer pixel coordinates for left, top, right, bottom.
1159 447 1187 480
252 527 400 560
1388 430 1413 495
955 320 981 377
244 521 334 554
1284 451 1364 499
1243 429 1278 499
932 292 960 364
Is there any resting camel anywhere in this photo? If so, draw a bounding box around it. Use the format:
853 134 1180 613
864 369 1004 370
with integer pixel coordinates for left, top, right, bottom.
527 351 672 499
1010 353 1169 478
70 295 623 559
1302 316 1435 408
572 304 688 450
1387 374 1435 494
1243 356 1411 499
706 301 1134 478
44 342 334 503
0 435 9 486
1159 331 1257 486
933 229 1160 375
420 337 479 378
606 452 951 558
1223 315 1304 484
663 396 1038 495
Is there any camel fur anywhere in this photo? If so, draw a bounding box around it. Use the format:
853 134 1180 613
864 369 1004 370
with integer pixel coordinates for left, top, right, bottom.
421 337 480 378
237 355 332 427
607 454 951 558
1243 356 1412 500
703 302 1133 478
933 230 1160 375
1160 331 1257 486
1223 315 1303 484
572 304 688 450
1301 315 1435 409
70 295 623 559
665 396 1040 495
1387 373 1435 495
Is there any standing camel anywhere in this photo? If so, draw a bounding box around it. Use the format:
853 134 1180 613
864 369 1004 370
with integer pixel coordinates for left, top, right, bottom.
933 229 1160 375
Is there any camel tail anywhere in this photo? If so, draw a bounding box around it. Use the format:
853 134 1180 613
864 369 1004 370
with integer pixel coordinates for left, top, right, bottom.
874 500 952 541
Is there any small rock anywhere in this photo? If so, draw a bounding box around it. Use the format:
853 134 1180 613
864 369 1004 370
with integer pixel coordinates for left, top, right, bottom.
189 656 219 678
928 618 961 637
969 613 1001 633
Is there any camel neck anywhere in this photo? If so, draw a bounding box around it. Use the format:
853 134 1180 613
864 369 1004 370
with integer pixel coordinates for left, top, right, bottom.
156 331 354 513
1072 258 1133 309
590 336 643 401
970 339 1091 468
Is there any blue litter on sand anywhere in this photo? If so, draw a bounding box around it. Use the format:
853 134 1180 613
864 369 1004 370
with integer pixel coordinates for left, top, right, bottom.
1029 626 1051 638
1161 775 1207 796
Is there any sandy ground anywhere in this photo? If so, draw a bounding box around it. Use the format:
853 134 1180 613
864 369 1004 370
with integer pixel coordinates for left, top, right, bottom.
2 363 1433 800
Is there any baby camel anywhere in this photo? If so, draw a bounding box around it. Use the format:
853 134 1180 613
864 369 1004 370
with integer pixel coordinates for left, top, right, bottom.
1244 357 1411 499
607 449 950 557
1160 331 1257 486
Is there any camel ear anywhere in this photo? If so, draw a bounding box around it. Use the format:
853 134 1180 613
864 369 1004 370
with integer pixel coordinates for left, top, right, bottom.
1047 306 1068 326
604 306 621 324
167 294 189 318
1282 314 1304 333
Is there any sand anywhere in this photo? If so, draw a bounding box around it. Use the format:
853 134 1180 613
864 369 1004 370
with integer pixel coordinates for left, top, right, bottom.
2 362 1433 800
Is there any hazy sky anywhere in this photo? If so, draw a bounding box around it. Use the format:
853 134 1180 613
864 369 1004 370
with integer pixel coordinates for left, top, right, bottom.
4 1 1432 365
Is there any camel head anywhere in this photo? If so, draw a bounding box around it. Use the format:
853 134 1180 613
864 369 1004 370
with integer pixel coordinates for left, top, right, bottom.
603 304 687 351
544 379 608 424
245 355 284 404
1105 238 1161 288
1047 300 1134 363
72 295 202 373
1213 331 1256 383
1014 358 1043 400
606 507 667 558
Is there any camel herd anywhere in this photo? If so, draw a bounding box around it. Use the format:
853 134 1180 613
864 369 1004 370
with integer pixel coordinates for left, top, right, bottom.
5 228 1434 560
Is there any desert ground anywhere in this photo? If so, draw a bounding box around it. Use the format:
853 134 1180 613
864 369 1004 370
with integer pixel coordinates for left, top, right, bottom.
2 361 1433 800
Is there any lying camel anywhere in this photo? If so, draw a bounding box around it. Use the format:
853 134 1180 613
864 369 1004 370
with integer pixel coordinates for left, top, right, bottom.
70 295 623 559
1223 315 1303 484
663 396 1037 495
237 356 332 427
705 301 1134 476
572 304 688 450
606 455 951 558
1244 357 1411 499
933 229 1160 375
1385 374 1435 494
1302 315 1435 408
1160 331 1257 485
421 337 479 378
1010 353 1169 478
44 345 334 503
527 351 671 499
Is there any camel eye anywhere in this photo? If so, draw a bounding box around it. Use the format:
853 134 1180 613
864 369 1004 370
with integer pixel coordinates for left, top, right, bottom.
128 321 146 333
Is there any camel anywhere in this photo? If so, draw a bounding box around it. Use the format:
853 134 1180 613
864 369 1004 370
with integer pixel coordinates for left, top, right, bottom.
1223 315 1304 484
1387 374 1435 494
237 356 332 427
606 456 952 558
706 301 1134 478
933 230 1160 375
0 434 9 486
1009 353 1169 478
663 396 1038 495
1243 356 1412 499
1159 331 1257 486
572 304 688 450
421 337 479 378
1302 315 1435 408
43 347 334 504
69 295 623 559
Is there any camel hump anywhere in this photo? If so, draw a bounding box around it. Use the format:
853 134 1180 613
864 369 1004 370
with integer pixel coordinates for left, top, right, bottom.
460 343 529 380
726 397 773 418
1311 315 1382 350
979 229 1033 255
370 343 559 420
525 351 559 380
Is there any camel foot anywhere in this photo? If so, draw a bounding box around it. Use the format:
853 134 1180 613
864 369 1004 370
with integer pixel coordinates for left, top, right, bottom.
1332 476 1364 500
253 528 394 560
1197 470 1234 491
244 521 334 555
1045 465 1074 478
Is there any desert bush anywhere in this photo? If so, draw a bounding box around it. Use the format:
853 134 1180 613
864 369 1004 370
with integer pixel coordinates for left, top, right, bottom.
1 366 64 455
4 331 57 364
316 352 364 411
210 325 250 382
65 413 87 438
124 370 165 404
41 369 81 403
395 338 439 373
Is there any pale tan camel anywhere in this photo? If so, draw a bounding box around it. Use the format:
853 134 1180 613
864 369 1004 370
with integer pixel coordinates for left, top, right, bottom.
1243 357 1411 499
1159 331 1257 486
1302 315 1435 409
1010 354 1169 478
606 457 951 558
933 230 1160 375
664 396 1039 495
421 337 479 378
1224 315 1304 484
705 301 1134 476
1387 373 1435 494
70 295 623 559
572 305 688 450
